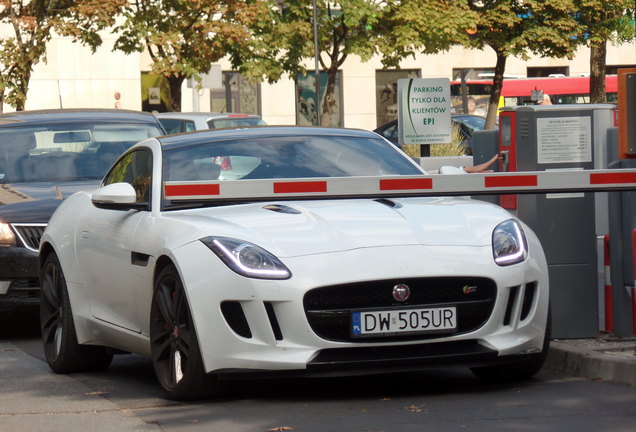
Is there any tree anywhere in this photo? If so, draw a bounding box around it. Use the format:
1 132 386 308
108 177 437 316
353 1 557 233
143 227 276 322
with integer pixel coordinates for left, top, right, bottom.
572 1 635 103
374 0 477 68
0 0 122 111
113 0 268 112
234 1 392 127
465 1 582 129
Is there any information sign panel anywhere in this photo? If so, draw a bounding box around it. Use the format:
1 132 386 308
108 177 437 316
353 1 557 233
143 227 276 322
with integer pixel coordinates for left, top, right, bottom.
398 78 452 145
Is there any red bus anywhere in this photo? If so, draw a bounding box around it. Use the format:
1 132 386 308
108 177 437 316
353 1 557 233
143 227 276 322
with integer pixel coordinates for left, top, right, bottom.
450 75 618 114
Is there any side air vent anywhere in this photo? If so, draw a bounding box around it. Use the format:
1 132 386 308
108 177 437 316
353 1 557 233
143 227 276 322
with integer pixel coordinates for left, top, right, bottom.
264 302 283 341
220 301 252 338
503 285 520 326
520 282 537 321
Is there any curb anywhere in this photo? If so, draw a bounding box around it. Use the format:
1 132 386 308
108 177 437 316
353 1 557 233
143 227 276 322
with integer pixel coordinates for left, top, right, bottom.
545 341 636 387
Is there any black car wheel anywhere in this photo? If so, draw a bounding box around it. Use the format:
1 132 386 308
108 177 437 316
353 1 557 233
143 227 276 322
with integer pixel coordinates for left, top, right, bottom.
40 252 113 373
471 306 552 382
150 264 219 400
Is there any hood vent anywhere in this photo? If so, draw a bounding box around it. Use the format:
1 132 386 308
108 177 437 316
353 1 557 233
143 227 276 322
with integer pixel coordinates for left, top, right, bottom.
263 204 302 214
374 198 402 209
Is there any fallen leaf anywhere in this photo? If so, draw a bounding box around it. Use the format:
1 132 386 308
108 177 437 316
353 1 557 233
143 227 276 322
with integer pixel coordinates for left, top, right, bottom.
404 404 425 413
268 427 294 432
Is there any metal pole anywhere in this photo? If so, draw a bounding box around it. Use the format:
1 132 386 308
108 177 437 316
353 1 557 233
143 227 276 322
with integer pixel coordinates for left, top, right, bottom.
312 0 321 125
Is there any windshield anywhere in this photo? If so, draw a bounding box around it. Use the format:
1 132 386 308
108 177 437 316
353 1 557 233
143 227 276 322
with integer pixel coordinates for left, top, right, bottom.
163 134 423 184
0 122 163 183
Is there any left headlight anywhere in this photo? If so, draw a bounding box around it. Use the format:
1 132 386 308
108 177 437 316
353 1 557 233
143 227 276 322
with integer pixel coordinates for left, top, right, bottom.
0 222 16 247
201 236 291 280
492 219 528 266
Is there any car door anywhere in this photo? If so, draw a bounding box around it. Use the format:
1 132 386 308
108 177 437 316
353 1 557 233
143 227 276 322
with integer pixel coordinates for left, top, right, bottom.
76 149 153 333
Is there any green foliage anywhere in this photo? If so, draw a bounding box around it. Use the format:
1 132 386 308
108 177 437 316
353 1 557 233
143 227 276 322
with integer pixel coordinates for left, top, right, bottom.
0 0 121 110
236 1 391 125
574 0 636 46
402 124 467 158
113 0 269 111
376 0 477 68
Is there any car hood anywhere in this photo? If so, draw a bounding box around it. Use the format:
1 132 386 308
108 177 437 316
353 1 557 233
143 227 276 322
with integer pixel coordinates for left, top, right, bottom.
170 197 513 257
0 180 100 223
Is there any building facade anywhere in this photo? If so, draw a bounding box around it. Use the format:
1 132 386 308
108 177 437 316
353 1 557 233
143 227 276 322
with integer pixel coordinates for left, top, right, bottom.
14 32 636 132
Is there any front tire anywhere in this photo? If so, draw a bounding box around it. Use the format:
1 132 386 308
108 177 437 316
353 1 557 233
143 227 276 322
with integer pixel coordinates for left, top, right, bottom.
40 252 113 373
150 264 220 400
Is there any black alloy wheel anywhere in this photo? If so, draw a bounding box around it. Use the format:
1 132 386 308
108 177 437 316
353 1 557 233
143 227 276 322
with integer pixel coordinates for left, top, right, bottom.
40 252 113 373
150 264 218 400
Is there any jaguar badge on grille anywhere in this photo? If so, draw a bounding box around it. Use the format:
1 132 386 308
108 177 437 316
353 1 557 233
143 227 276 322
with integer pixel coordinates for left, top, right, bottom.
392 284 410 302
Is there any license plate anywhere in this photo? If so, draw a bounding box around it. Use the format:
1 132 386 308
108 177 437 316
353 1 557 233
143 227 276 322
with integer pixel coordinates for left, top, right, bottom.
351 306 457 337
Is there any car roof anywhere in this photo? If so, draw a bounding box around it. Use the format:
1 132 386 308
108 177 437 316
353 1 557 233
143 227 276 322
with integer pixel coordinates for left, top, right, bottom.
157 125 377 149
0 109 161 127
154 112 262 120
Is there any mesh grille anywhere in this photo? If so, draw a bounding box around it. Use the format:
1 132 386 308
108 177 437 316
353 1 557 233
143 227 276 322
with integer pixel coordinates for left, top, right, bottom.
12 224 46 252
303 277 497 342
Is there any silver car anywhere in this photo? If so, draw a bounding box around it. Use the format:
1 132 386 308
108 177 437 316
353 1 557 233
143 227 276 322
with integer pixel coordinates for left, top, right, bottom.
155 112 266 134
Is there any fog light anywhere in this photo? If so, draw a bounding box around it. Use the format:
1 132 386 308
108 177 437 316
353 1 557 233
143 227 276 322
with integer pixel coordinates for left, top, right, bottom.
0 281 11 295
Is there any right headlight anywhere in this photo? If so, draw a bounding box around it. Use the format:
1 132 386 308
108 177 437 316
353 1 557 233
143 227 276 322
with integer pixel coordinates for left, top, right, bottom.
0 222 16 247
201 236 291 280
492 219 528 266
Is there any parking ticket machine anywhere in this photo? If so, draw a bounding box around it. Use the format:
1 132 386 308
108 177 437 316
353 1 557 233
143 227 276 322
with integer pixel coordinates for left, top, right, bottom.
498 104 616 338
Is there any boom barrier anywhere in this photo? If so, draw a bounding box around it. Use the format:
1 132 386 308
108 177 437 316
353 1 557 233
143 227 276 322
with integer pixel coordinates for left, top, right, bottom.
164 168 636 202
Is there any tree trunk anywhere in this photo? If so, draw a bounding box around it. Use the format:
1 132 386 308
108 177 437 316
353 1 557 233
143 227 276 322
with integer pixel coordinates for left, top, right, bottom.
15 59 34 111
167 75 185 112
321 66 338 126
485 50 507 130
589 41 607 104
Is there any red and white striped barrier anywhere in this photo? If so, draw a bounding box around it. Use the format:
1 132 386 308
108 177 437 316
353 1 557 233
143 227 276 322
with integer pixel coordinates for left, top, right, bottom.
164 168 636 201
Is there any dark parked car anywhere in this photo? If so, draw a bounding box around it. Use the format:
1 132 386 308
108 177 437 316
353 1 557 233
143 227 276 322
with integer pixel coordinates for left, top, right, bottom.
0 109 164 312
374 114 490 154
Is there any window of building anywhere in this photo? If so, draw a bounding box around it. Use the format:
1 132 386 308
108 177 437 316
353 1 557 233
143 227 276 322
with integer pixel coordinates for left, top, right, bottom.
452 68 495 81
527 66 569 77
296 71 344 127
452 68 494 114
606 65 636 74
210 72 261 115
375 69 421 127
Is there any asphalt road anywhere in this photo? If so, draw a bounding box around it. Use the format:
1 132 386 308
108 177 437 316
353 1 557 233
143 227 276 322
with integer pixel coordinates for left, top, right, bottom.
2 311 635 432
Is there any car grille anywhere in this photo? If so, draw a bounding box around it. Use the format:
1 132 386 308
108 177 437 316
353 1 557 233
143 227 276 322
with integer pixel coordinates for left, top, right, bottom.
12 224 47 252
303 277 497 343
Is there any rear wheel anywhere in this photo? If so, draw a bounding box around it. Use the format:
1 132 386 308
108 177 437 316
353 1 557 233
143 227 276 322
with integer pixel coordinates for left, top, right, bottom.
471 307 552 382
150 264 220 400
40 252 113 373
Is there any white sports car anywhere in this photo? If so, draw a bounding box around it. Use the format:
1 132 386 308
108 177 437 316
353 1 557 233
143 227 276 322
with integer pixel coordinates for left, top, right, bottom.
39 126 549 400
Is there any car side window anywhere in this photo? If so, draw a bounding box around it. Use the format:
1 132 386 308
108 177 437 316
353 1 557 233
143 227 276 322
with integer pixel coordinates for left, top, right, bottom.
103 149 152 204
159 119 195 134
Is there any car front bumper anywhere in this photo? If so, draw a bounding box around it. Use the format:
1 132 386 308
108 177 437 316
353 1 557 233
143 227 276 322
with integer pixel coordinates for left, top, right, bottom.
174 239 549 376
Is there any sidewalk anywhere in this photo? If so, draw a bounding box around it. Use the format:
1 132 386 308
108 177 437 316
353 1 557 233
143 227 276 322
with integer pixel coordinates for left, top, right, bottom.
545 335 636 387
0 342 157 431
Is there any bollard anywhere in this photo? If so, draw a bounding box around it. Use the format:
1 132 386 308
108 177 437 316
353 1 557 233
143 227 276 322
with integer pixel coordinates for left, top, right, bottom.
632 230 636 336
604 234 614 333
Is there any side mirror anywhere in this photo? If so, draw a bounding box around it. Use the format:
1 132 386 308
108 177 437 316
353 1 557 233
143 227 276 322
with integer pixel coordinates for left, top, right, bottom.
92 182 146 210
